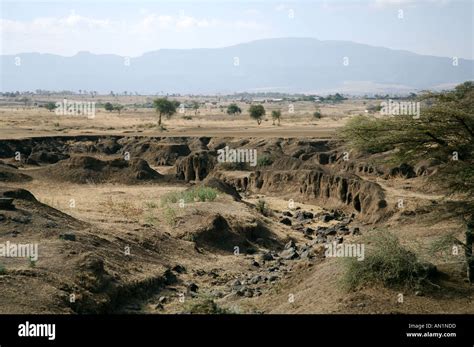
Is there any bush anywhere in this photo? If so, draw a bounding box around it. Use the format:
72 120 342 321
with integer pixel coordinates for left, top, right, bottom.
340 231 434 290
257 155 273 167
0 263 6 275
163 206 178 226
256 199 268 215
161 187 218 206
183 296 232 314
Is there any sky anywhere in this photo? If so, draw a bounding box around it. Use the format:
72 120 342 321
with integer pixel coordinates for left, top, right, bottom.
0 0 473 59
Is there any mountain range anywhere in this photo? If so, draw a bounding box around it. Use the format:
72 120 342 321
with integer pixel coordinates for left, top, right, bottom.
1 38 472 94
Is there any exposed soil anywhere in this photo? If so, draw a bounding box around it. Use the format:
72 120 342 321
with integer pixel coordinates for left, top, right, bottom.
0 135 472 314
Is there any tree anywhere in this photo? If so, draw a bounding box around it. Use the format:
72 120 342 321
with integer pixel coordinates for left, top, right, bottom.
153 98 177 126
249 104 265 125
227 103 242 116
104 102 114 112
271 110 281 125
113 104 124 115
192 101 200 115
45 102 57 112
340 81 474 282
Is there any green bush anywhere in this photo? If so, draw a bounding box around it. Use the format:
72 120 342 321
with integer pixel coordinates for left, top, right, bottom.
183 296 232 314
340 231 433 290
0 263 6 275
161 187 218 206
257 155 273 167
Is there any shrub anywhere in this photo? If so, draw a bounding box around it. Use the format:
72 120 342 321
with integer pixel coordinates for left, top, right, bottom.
0 263 6 275
313 110 322 119
183 296 232 314
160 187 218 206
163 206 178 226
256 199 269 216
340 231 435 290
257 155 273 167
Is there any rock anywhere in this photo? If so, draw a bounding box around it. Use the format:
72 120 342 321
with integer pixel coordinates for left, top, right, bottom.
300 250 313 259
303 227 314 235
0 198 14 210
284 240 296 249
294 211 314 221
172 265 186 273
337 225 350 235
12 215 30 224
322 227 337 236
279 248 299 260
59 233 76 241
250 275 262 284
251 260 260 267
280 217 292 226
158 296 167 304
229 279 242 289
243 288 254 297
282 211 293 217
350 227 360 235
268 275 279 282
415 291 424 297
259 252 274 262
45 220 58 228
321 214 335 223
186 282 199 293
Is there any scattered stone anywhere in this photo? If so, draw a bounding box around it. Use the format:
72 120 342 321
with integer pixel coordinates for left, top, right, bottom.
280 217 292 226
186 282 199 293
172 265 186 273
45 220 58 228
12 215 31 224
251 260 260 267
295 210 314 221
229 279 242 290
0 198 14 210
59 233 76 241
250 275 262 284
415 291 424 297
282 211 293 217
321 214 334 223
284 240 296 249
279 248 299 260
300 250 313 260
268 275 279 282
350 227 360 235
259 252 274 262
303 227 314 235
158 296 167 304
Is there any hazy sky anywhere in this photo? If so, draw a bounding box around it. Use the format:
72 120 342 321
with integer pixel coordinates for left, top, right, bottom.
1 0 472 59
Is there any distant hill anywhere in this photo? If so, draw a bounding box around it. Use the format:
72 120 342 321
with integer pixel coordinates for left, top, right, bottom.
1 38 472 94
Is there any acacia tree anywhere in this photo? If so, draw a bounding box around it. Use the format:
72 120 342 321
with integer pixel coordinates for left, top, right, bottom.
113 104 124 115
192 101 200 115
249 104 265 125
271 110 281 125
227 103 241 116
104 102 114 112
340 81 474 282
153 98 177 126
